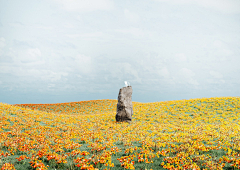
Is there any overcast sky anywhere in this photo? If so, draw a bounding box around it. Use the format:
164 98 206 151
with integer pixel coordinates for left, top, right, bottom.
0 0 240 104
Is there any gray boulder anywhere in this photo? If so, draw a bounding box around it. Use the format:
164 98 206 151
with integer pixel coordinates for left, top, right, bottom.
116 86 133 123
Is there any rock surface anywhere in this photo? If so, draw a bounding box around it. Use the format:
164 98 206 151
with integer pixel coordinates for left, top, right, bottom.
116 86 133 123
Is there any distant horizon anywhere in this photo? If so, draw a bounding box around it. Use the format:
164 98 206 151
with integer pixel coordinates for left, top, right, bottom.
4 95 239 105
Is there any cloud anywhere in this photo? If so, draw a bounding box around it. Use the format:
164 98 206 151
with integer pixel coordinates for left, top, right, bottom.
121 63 142 84
0 45 45 65
0 44 68 84
158 67 170 78
180 68 195 78
154 0 240 13
197 0 240 13
54 0 114 12
0 37 5 55
28 48 41 58
13 39 33 48
209 71 223 79
9 22 24 28
0 55 13 63
0 37 5 49
124 9 140 23
175 68 199 86
19 48 43 63
98 59 142 85
42 71 68 82
0 64 68 84
33 25 53 30
213 40 224 48
202 40 235 63
213 40 234 57
65 32 104 39
0 65 12 74
115 28 146 37
47 84 56 90
0 37 6 57
174 53 187 62
71 54 93 74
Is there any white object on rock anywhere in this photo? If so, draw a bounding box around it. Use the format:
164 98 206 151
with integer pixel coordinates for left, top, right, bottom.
124 81 130 87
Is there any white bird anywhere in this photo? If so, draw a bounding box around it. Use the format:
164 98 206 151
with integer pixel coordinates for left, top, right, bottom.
124 81 130 87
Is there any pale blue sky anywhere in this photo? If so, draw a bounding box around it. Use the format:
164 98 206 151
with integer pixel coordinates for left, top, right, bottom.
0 0 240 104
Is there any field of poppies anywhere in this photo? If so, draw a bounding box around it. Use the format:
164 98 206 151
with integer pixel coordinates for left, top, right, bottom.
0 97 240 170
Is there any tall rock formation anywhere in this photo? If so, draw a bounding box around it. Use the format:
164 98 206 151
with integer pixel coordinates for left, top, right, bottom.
116 86 133 123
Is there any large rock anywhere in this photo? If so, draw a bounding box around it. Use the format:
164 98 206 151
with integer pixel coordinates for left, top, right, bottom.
116 86 133 123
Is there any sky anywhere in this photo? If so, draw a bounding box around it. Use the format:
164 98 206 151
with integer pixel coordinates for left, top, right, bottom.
0 0 240 104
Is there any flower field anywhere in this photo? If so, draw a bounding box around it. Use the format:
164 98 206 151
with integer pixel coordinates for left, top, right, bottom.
1 97 240 170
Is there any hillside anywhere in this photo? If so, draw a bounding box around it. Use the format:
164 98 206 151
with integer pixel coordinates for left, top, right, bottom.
1 97 240 170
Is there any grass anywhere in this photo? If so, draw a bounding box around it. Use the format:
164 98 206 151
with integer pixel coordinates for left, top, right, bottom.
0 97 239 169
